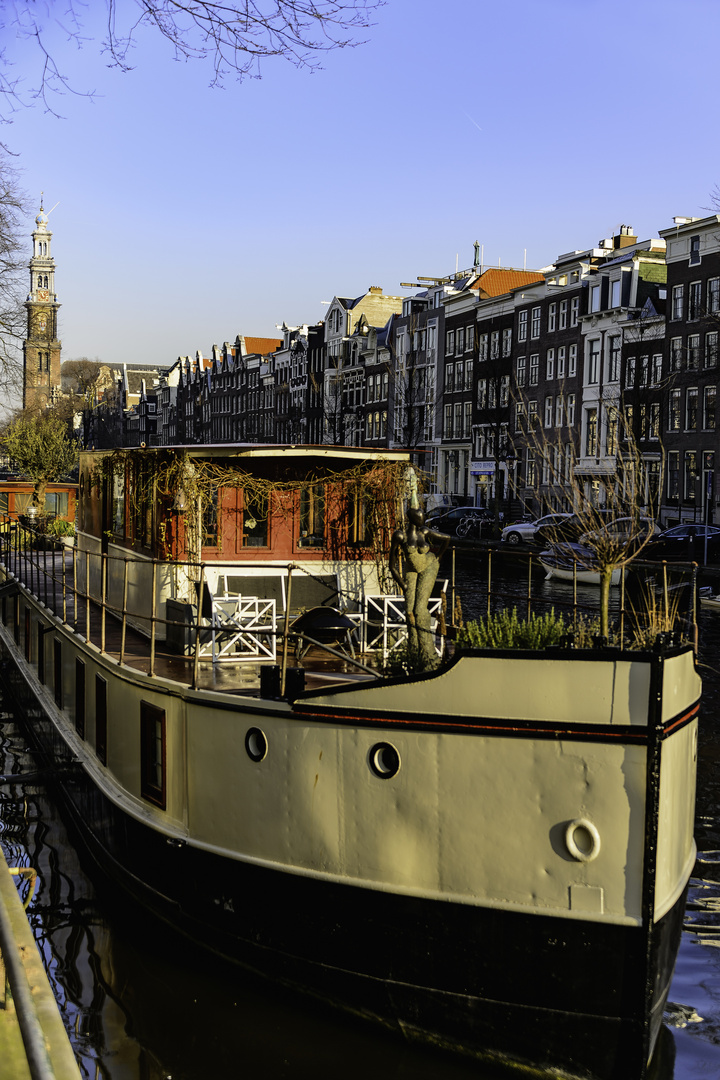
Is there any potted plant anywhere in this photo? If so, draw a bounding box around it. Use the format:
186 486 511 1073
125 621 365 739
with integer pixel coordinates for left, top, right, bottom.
45 518 75 548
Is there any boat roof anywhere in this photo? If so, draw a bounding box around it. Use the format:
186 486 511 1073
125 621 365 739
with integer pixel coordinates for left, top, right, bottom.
81 443 411 463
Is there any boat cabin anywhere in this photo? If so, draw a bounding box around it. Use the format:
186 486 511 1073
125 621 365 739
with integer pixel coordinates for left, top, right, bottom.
76 445 412 649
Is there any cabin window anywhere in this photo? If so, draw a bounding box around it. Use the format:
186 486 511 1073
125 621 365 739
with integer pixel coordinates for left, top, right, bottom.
112 471 125 536
201 490 219 548
140 701 166 809
44 492 68 518
299 487 324 548
75 659 85 739
242 494 268 548
95 675 107 764
0 492 7 514
132 460 153 548
347 488 371 546
53 639 63 709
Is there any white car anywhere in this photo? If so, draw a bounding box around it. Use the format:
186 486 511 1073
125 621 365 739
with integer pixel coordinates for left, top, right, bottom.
501 513 574 545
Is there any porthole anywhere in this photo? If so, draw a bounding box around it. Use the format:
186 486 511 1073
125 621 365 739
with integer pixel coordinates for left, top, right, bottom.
245 727 267 763
369 742 400 779
565 818 601 863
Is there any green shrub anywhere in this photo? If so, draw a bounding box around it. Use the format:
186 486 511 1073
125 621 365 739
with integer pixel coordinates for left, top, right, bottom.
456 607 568 650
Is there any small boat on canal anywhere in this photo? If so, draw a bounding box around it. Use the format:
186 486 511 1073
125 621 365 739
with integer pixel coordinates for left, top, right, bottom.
539 542 624 586
0 445 701 1080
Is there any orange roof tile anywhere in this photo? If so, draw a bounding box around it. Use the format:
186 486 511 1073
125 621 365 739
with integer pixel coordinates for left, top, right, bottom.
471 269 544 297
244 336 282 355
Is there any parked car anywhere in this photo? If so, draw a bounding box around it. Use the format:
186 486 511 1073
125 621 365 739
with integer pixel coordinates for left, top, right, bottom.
578 516 661 550
501 512 574 546
643 524 720 563
427 506 494 538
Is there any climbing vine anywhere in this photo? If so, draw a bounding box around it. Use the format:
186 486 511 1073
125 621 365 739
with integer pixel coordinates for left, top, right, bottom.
91 448 426 579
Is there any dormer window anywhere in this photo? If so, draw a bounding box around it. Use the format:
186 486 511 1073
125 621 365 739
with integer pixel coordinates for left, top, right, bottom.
690 235 701 265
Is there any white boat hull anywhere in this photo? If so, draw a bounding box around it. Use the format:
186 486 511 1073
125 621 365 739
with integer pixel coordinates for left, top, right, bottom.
0 566 700 1080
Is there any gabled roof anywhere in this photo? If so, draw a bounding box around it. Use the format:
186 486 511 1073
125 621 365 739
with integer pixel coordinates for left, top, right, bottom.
471 268 544 298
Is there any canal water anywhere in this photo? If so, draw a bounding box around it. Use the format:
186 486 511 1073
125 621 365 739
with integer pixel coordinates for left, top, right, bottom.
1 556 720 1079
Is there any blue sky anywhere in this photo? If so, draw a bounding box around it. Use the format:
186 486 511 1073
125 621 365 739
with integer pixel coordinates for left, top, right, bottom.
4 0 720 376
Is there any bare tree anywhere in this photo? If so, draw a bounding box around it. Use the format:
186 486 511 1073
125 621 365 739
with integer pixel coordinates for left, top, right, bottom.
0 155 26 408
1 0 383 119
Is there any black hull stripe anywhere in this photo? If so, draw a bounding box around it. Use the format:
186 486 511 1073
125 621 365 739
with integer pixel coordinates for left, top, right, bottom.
292 700 700 743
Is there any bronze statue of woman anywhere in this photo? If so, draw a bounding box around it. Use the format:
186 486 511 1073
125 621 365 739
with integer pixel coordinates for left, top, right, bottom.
389 508 450 671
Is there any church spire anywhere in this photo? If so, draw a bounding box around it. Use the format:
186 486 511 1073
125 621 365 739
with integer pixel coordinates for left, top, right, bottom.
23 199 62 411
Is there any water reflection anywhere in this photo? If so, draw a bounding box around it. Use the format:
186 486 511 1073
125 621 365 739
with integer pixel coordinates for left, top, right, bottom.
2 556 720 1079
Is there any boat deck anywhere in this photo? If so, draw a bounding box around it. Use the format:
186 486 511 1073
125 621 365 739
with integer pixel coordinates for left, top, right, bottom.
1 549 380 696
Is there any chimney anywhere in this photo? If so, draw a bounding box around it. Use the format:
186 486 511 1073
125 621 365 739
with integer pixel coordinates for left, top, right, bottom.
614 225 636 249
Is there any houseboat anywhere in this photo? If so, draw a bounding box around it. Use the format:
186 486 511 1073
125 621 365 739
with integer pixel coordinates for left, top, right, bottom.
0 445 701 1080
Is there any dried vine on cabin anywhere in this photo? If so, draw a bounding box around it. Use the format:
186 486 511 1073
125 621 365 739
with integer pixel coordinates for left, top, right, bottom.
92 450 427 585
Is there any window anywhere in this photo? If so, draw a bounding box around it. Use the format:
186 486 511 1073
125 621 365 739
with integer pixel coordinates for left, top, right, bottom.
478 333 488 360
531 306 541 338
606 406 620 454
242 494 268 547
202 490 219 547
588 340 600 385
672 285 684 321
502 328 512 357
548 303 556 332
704 385 716 430
525 448 536 486
464 401 472 438
559 299 568 329
515 357 526 387
299 487 324 546
95 675 107 765
686 387 698 430
670 337 683 371
446 330 455 355
443 404 452 438
669 388 681 431
453 403 462 438
529 354 539 386
688 335 700 369
500 375 509 407
456 327 465 355
706 332 718 368
141 701 166 809
567 393 576 426
610 279 621 308
557 346 566 378
651 354 662 385
590 284 601 313
546 349 555 380
518 310 528 342
586 409 598 456
455 361 464 392
609 336 621 382
568 344 577 377
690 234 701 265
490 331 500 360
649 402 660 440
689 281 702 320
640 355 649 387
445 364 454 393
75 659 85 739
555 395 564 427
668 451 680 499
53 639 63 709
347 488 371 544
112 471 125 536
708 278 720 313
464 362 472 391
684 451 698 501
528 400 538 423
515 402 526 430
477 378 487 409
466 325 475 352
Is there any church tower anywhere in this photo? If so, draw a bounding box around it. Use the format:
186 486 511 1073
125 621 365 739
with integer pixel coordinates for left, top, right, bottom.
23 200 62 411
